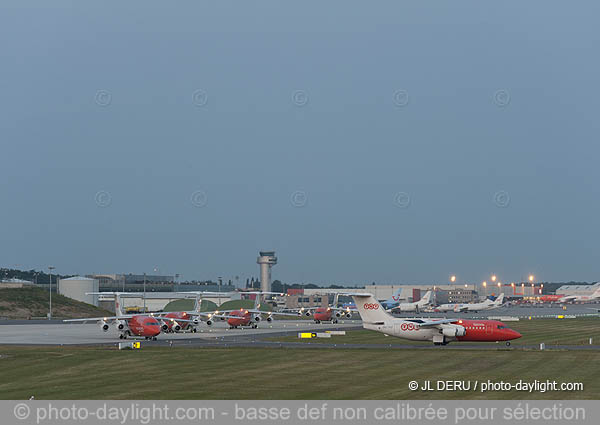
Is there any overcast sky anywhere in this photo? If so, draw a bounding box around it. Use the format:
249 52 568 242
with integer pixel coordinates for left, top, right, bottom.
2 1 599 285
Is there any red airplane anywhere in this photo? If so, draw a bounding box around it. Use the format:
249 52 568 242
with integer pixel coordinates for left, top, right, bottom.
538 294 565 303
64 293 162 340
293 293 356 323
151 291 227 332
215 292 297 329
347 292 522 346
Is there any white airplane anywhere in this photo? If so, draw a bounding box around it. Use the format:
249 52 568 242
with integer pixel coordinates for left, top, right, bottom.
437 294 505 313
558 287 600 303
389 291 433 313
344 292 521 346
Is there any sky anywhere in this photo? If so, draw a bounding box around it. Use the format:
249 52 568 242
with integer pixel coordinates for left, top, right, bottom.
1 1 599 285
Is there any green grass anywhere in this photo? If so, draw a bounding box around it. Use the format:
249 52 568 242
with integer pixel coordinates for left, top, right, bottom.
162 299 218 312
268 317 600 347
0 346 598 399
0 288 112 319
217 300 272 311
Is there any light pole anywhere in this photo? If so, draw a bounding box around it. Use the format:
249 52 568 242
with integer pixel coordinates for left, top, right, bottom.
143 272 147 313
48 266 55 320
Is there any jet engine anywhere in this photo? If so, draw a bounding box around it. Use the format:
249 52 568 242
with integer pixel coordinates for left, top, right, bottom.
206 319 213 326
161 322 170 332
266 316 273 322
116 322 125 330
254 315 261 322
171 322 181 332
100 322 109 332
440 324 466 337
305 311 311 317
345 313 352 319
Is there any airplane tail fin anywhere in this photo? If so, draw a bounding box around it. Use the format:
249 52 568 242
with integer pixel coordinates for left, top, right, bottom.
344 293 392 324
419 291 432 305
193 294 203 313
333 293 340 308
384 288 403 305
85 292 126 316
495 293 505 304
115 294 125 316
253 293 261 310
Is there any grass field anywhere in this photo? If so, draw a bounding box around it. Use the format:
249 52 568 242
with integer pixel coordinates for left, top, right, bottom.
0 345 598 400
267 317 600 347
0 317 598 400
0 288 112 319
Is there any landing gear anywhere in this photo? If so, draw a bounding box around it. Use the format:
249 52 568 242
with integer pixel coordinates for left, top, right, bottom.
252 324 258 329
192 328 197 333
505 341 511 347
315 320 321 324
332 319 338 324
153 337 158 341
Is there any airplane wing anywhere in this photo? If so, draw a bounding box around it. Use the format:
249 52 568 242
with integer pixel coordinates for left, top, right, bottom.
210 314 248 319
63 315 136 323
559 296 577 302
155 317 199 324
417 319 459 327
246 310 300 317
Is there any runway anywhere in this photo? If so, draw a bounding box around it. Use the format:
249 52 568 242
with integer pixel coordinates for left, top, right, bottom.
0 304 597 349
0 319 362 345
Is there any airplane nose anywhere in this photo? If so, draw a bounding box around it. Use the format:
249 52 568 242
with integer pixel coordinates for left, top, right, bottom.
512 330 522 339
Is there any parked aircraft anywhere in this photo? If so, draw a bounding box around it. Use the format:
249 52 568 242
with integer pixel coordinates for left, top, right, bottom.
389 291 433 313
150 291 225 332
436 294 505 313
291 293 356 323
63 292 161 340
213 292 298 329
558 288 600 303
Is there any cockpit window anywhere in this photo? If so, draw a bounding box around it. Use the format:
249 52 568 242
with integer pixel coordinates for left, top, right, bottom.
497 325 507 329
145 321 160 326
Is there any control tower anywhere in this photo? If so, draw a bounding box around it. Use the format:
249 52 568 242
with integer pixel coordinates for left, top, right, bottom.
257 251 277 293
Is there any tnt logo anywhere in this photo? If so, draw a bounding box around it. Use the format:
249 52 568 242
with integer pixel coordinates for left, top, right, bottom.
400 322 419 331
363 303 379 310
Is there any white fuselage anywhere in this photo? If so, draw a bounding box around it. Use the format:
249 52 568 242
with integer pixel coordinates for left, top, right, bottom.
438 300 499 312
364 319 443 342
